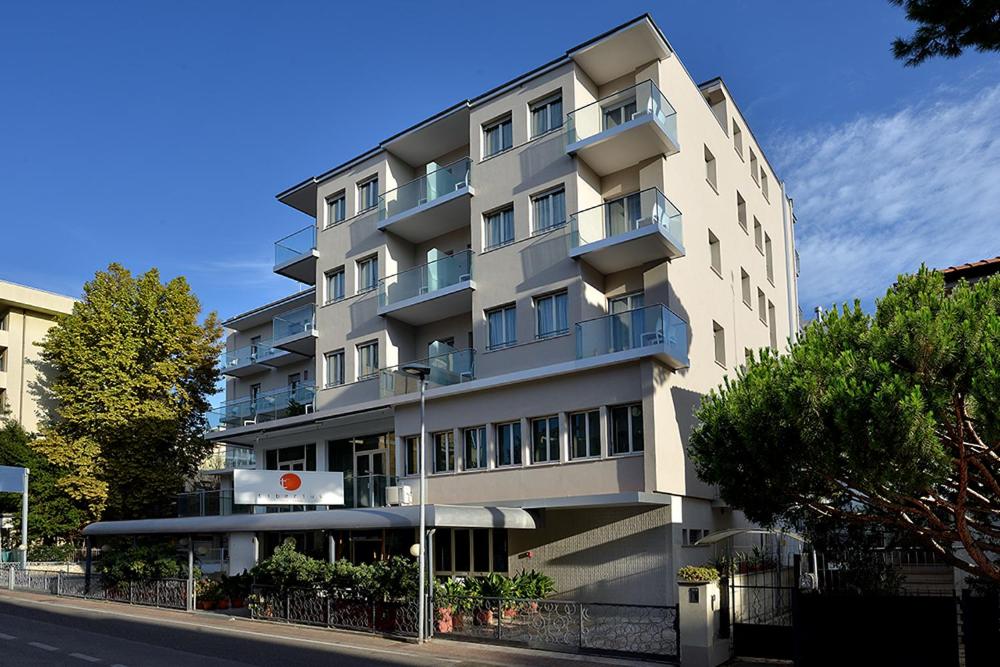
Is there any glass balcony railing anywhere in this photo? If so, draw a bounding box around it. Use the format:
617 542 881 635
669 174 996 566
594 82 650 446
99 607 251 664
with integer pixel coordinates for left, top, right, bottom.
206 383 316 430
176 490 252 517
566 80 678 148
570 188 683 249
378 250 474 309
377 157 472 222
274 225 317 267
575 304 688 366
343 474 397 509
379 347 476 397
220 339 280 370
273 305 316 340
224 445 256 469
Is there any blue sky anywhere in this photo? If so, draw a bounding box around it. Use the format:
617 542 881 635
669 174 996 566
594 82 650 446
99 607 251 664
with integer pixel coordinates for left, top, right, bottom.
2 0 998 321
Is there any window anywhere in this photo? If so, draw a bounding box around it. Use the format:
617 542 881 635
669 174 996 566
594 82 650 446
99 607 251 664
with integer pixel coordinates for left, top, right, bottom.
357 341 379 380
610 404 644 455
765 233 774 283
357 255 378 293
358 177 379 212
531 415 560 464
484 206 514 250
325 350 344 387
486 304 517 350
745 347 753 363
483 115 513 157
732 121 743 157
754 218 763 252
709 230 722 276
530 93 562 137
683 528 710 546
463 426 487 470
326 193 346 226
737 191 747 231
761 170 770 201
325 268 345 304
531 187 566 233
749 149 759 185
404 436 420 476
496 421 522 467
758 288 767 323
603 96 637 130
704 145 717 191
434 528 507 576
769 301 778 351
741 269 752 306
434 431 455 473
713 322 726 367
534 291 568 339
570 409 601 459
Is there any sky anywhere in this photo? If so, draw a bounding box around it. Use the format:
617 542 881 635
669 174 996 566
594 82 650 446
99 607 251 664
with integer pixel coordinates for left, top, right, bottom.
2 0 998 322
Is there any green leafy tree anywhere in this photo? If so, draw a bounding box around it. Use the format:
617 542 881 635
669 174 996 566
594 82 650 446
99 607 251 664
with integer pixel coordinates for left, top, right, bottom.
690 267 1000 583
33 264 221 522
890 0 1000 65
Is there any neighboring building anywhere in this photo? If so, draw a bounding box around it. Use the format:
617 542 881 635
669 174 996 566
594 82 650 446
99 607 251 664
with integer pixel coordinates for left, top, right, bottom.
939 255 1000 287
0 280 75 432
87 15 801 605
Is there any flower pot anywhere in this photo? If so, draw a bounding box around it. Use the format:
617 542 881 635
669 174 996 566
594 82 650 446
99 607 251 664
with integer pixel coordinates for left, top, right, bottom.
197 599 216 610
216 598 230 610
528 601 539 613
230 597 244 608
474 609 493 626
502 607 517 619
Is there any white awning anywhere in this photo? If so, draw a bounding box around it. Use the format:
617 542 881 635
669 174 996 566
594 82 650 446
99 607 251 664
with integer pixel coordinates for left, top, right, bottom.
82 504 536 536
694 528 807 546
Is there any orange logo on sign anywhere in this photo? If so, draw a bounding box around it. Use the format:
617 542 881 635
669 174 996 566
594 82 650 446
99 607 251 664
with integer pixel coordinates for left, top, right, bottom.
279 473 302 491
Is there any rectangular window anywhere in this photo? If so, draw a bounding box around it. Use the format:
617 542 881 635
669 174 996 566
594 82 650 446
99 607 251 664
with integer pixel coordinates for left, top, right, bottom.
486 304 517 350
754 218 763 252
737 191 747 231
531 187 566 233
405 435 420 476
761 171 770 201
534 290 568 339
357 341 379 380
570 409 601 459
326 193 346 226
750 149 759 185
704 145 717 191
463 426 487 471
732 121 743 157
769 301 778 351
530 93 562 138
709 230 722 275
531 415 560 464
358 177 379 212
325 268 345 304
483 115 513 157
610 404 644 455
758 288 767 323
325 350 344 387
765 233 774 283
741 269 752 306
434 431 455 473
357 255 378 293
713 321 726 367
484 206 514 250
496 421 522 467
603 96 637 130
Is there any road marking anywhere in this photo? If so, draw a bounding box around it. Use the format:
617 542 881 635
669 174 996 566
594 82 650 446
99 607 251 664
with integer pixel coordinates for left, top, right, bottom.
0 632 15 639
69 653 101 663
28 641 59 651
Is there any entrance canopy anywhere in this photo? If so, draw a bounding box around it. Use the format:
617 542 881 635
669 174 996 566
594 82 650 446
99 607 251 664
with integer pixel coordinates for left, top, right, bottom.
82 504 536 537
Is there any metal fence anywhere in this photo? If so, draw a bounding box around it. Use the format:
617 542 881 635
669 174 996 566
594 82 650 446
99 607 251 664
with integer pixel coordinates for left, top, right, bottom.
6 569 188 610
249 586 418 637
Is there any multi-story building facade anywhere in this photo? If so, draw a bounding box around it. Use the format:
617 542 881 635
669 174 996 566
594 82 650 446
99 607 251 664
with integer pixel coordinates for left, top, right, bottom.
93 15 800 605
0 280 75 432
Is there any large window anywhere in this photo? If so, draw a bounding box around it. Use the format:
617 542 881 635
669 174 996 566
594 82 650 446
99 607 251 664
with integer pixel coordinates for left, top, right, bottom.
531 415 560 464
325 350 344 387
484 206 514 250
325 267 345 304
434 431 455 473
486 304 517 350
357 255 378 293
434 528 507 576
326 193 346 227
358 177 379 212
610 404 644 455
530 93 562 138
404 436 420 476
463 426 487 471
483 115 513 157
534 291 568 339
357 341 379 380
496 421 522 467
531 187 566 233
570 409 601 459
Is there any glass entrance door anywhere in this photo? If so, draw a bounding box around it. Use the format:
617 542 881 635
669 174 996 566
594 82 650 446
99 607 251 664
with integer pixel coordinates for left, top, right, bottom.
355 450 386 508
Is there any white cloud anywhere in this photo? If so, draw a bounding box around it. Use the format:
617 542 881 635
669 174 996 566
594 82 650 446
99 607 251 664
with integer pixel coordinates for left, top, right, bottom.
771 80 1000 312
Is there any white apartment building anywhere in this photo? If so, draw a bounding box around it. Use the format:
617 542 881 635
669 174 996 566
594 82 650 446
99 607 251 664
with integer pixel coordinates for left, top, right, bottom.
86 15 800 606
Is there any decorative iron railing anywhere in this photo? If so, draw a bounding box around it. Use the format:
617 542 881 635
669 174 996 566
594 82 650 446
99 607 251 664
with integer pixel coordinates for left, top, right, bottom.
7 569 189 610
248 586 419 637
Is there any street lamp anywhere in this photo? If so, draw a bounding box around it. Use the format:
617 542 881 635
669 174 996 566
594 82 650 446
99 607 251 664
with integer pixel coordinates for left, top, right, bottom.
400 362 431 643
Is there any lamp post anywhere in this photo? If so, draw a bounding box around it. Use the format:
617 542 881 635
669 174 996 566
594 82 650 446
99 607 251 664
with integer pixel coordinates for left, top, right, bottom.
400 362 431 643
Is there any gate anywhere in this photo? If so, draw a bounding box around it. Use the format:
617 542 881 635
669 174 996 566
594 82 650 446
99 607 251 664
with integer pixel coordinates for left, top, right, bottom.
728 577 794 660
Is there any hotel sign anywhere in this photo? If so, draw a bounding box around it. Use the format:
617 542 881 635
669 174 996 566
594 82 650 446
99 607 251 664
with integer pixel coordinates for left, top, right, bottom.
233 470 345 506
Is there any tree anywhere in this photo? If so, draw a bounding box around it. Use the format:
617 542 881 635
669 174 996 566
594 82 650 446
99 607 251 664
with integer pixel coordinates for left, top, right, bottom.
33 264 222 522
689 267 1000 583
889 0 1000 66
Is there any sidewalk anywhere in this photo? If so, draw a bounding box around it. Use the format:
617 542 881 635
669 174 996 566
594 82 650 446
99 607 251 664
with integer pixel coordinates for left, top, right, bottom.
0 588 665 666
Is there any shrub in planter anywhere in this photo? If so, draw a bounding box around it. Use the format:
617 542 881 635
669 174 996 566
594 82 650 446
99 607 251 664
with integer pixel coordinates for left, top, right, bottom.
513 570 556 601
677 565 720 583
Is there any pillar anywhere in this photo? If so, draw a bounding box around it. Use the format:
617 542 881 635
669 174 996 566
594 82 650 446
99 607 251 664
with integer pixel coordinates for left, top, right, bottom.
678 580 730 667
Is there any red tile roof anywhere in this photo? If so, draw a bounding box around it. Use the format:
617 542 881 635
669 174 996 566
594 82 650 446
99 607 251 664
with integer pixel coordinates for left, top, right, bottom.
939 256 1000 282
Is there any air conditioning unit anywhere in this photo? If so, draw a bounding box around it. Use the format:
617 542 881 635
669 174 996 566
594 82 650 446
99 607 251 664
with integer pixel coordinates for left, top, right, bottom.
386 485 413 506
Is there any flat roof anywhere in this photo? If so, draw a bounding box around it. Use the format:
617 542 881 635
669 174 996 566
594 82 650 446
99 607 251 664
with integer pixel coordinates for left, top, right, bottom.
0 279 76 316
222 288 315 329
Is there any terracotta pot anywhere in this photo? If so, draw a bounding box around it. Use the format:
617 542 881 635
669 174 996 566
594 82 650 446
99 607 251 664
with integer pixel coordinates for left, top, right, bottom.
197 599 216 610
474 609 493 626
230 597 244 608
216 598 230 610
528 601 539 613
502 607 517 619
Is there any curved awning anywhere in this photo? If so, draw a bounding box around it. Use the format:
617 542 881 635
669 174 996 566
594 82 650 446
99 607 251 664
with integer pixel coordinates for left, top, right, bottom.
82 504 536 537
694 528 807 546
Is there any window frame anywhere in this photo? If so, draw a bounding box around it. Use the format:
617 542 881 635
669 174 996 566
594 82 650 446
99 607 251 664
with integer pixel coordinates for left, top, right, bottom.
433 430 456 474
704 145 718 192
709 229 722 276
462 425 488 471
326 192 346 227
324 349 345 388
609 403 644 456
357 176 379 213
404 435 420 476
356 254 379 294
325 267 345 304
356 340 379 381
741 268 752 307
495 421 522 467
534 290 568 340
486 303 517 351
530 186 566 234
732 120 744 158
529 92 563 138
530 415 560 464
483 205 515 251
483 114 513 158
569 409 601 460
713 321 727 368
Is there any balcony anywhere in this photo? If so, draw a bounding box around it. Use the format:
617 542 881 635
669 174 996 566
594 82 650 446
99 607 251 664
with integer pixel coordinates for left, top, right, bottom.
575 304 688 370
206 383 316 431
569 188 684 273
377 250 475 325
272 304 317 356
379 346 475 398
566 80 679 176
273 225 318 284
219 338 304 377
377 158 473 243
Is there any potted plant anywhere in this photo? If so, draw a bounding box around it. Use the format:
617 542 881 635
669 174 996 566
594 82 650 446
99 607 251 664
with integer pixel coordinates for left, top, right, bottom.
472 573 514 625
434 578 468 633
514 570 556 612
677 565 721 583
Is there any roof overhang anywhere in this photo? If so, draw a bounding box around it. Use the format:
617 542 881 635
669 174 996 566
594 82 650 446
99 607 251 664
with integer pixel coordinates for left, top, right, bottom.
222 289 315 331
569 16 672 86
82 504 536 536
